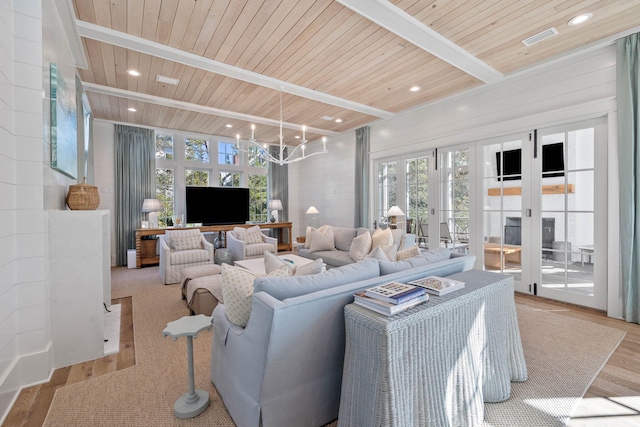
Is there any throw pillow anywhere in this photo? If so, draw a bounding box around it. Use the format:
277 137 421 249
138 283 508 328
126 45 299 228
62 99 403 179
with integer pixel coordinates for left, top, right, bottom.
264 251 294 274
383 244 397 261
349 231 372 262
221 263 292 328
170 235 202 251
244 225 264 245
309 227 335 253
366 246 391 261
232 227 247 242
304 225 331 249
294 258 325 276
371 227 394 249
397 245 420 261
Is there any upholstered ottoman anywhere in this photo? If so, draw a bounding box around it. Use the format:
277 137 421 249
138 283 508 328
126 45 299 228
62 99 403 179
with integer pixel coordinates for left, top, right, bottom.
181 264 222 301
186 275 224 316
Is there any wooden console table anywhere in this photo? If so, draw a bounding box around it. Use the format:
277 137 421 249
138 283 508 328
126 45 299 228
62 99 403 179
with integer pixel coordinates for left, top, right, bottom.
135 222 293 268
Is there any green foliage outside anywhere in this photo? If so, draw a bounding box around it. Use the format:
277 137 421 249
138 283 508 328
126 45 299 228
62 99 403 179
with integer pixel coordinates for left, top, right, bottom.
219 172 240 187
249 174 267 222
156 134 174 160
185 138 210 163
406 157 429 234
156 168 174 227
185 170 209 186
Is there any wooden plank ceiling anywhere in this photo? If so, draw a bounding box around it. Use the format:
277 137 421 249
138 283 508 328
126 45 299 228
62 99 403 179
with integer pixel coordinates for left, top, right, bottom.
72 0 640 145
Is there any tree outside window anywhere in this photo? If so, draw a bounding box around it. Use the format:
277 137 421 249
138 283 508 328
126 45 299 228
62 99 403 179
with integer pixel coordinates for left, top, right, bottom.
249 174 267 222
185 170 209 186
378 162 397 224
156 134 174 160
218 142 238 165
185 138 210 163
220 172 240 187
156 168 174 227
248 146 266 168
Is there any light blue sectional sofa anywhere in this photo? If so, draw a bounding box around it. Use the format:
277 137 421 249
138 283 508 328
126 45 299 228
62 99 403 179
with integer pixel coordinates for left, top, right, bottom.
210 250 475 427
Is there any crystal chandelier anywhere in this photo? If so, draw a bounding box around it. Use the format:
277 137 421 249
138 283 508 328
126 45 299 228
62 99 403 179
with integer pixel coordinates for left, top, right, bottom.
236 89 328 165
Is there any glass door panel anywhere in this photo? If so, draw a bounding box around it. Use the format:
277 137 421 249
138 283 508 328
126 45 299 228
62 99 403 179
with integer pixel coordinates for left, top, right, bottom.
535 121 605 309
480 138 524 289
439 148 470 252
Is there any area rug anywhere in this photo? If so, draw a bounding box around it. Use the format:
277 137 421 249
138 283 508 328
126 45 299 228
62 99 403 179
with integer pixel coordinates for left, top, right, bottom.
43 269 625 426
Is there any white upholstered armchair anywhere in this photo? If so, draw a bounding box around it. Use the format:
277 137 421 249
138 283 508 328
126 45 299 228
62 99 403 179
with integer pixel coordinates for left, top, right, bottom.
227 226 278 260
159 229 214 284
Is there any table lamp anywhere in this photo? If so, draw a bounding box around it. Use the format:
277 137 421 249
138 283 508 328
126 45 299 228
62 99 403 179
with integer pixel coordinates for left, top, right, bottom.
142 198 163 229
268 199 283 223
306 206 320 228
386 206 405 231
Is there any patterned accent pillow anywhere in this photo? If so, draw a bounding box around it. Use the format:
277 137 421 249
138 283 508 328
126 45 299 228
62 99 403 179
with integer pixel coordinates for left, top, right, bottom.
170 235 202 251
221 263 292 327
397 244 420 261
349 231 372 262
232 226 247 242
371 227 394 249
244 226 264 245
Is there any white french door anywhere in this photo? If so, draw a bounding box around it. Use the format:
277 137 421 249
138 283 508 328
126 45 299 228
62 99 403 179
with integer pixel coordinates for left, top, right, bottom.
477 119 607 309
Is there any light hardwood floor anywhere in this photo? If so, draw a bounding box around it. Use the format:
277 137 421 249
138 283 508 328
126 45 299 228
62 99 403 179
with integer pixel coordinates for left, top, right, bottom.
2 289 639 426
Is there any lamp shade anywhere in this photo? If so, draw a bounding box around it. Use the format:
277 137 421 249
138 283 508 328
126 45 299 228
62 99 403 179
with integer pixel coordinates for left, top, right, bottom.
268 199 283 210
306 206 319 215
386 206 405 217
142 198 163 212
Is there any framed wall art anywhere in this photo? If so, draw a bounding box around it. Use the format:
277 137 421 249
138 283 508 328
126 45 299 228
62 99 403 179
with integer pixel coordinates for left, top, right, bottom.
50 63 77 178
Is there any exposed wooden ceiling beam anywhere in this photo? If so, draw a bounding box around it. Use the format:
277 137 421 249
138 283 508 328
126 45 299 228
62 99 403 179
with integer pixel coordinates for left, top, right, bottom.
336 0 503 84
82 82 340 136
76 20 394 120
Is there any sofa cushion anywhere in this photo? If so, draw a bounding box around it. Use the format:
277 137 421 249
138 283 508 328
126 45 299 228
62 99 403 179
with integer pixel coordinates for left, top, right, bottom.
371 228 393 249
169 249 210 265
254 257 380 301
379 255 430 275
333 227 358 251
232 227 247 241
421 248 452 263
169 234 202 251
222 263 292 327
309 227 335 253
245 243 276 258
299 249 354 267
294 258 325 276
397 245 420 260
349 231 372 262
366 246 391 261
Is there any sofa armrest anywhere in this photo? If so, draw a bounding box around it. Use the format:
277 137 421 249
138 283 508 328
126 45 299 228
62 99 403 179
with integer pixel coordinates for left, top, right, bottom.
226 231 245 261
201 235 214 260
159 235 172 267
262 234 278 252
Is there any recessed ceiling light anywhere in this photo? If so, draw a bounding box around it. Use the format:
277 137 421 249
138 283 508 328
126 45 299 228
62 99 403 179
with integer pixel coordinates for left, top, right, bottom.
335 118 343 123
127 107 136 112
569 13 592 26
156 75 180 85
225 124 233 128
410 86 421 92
126 69 140 77
295 135 300 139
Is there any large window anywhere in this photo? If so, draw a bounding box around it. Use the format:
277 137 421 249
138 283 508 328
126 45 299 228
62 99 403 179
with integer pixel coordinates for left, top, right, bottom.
440 148 470 244
156 132 267 225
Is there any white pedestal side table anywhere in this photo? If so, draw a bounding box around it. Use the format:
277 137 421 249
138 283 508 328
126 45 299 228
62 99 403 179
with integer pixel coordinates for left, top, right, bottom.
163 314 212 419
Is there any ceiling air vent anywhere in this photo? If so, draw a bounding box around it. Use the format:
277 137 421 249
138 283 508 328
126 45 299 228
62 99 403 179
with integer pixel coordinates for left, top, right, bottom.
522 28 558 47
156 75 179 85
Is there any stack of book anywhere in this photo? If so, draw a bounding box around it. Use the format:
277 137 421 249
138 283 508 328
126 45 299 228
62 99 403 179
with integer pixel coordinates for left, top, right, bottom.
408 276 465 296
354 281 428 316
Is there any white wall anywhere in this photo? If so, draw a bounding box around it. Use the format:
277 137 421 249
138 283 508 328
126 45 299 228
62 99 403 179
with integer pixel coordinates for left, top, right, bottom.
289 132 357 237
0 0 48 421
93 121 116 265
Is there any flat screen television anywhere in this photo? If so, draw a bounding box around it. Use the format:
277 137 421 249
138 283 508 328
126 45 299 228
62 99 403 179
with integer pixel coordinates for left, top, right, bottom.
185 186 250 225
496 142 565 181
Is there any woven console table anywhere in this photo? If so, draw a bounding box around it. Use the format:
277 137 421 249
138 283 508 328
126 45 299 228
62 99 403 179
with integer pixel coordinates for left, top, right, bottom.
338 269 528 427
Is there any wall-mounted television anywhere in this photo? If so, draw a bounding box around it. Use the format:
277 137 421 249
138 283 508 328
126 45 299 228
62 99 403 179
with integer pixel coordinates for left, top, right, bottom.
185 186 250 225
496 142 565 181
